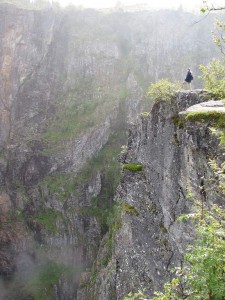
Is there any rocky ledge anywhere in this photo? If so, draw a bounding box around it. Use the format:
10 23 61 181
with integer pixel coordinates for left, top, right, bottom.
180 99 225 114
78 90 225 300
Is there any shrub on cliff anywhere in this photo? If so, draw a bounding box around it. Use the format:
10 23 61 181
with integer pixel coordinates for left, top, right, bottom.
124 203 225 300
200 59 225 99
147 79 180 103
123 163 143 172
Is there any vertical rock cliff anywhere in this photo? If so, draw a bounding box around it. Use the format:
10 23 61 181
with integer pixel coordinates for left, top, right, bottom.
81 90 225 300
0 5 127 299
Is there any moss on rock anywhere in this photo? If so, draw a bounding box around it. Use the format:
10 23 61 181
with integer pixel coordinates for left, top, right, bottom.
186 111 225 129
123 203 139 216
123 163 143 172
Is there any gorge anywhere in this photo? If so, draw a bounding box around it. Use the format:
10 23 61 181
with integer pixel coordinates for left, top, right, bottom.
0 3 224 299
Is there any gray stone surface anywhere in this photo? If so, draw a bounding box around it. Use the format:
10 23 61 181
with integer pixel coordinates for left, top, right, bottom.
180 99 225 114
0 3 222 299
83 91 225 300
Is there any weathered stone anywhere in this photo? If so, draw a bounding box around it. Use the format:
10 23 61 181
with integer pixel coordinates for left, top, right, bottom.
85 90 225 300
0 3 222 299
180 99 225 114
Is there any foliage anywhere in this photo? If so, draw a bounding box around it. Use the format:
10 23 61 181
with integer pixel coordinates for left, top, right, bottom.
42 97 110 145
123 203 139 216
9 260 68 300
124 279 182 300
39 173 74 202
211 20 225 55
81 197 113 232
42 78 119 153
140 112 150 118
83 203 122 282
77 131 126 234
171 115 184 128
186 110 225 128
199 59 225 99
123 163 143 172
186 110 225 146
25 261 67 300
147 79 180 103
200 1 225 14
32 208 63 233
81 197 122 237
200 0 225 55
184 204 225 299
39 131 126 236
100 203 123 267
124 290 149 300
124 203 225 300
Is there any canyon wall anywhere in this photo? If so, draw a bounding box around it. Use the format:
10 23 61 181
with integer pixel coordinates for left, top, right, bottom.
80 90 225 299
0 3 221 299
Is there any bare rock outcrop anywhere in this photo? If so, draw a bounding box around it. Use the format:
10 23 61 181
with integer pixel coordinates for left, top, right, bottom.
82 90 225 300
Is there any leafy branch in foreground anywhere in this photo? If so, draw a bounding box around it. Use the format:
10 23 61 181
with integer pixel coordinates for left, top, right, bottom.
124 203 225 300
200 1 225 13
199 59 225 99
200 1 225 55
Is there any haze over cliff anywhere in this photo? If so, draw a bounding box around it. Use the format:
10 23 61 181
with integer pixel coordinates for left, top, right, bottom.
0 3 223 300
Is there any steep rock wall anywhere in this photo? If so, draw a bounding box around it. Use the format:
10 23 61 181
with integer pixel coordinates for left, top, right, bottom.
0 5 124 299
84 90 225 300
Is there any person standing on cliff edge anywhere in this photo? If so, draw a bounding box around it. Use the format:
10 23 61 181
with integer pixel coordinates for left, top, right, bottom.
183 68 193 90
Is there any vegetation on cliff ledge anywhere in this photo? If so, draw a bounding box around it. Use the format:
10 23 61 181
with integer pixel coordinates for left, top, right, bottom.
186 110 225 128
123 163 143 172
125 202 225 300
147 79 180 103
9 260 69 300
200 58 225 99
186 110 225 145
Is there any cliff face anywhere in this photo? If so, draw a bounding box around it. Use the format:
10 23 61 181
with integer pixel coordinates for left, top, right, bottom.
83 90 224 300
0 3 222 299
0 5 126 299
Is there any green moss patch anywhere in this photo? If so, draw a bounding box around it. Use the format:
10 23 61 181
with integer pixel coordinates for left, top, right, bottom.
123 203 139 216
140 112 150 118
123 163 143 172
186 111 225 129
172 115 184 128
32 208 63 233
39 173 74 202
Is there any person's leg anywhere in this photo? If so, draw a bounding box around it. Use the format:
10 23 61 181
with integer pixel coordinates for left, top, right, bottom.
183 81 188 90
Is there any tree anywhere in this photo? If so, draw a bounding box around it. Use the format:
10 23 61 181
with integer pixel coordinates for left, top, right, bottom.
201 1 225 13
124 203 225 300
200 1 225 54
199 58 225 99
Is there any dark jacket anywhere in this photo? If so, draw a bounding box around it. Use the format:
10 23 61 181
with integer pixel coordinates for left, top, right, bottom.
185 71 193 83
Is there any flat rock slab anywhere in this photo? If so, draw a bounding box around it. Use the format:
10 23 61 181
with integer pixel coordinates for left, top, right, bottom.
180 100 225 115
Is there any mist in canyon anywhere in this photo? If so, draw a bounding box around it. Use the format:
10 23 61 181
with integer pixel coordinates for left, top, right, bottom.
0 2 223 299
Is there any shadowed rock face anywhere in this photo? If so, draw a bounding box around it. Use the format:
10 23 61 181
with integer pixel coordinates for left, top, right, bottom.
82 90 225 300
0 3 222 299
0 5 125 299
